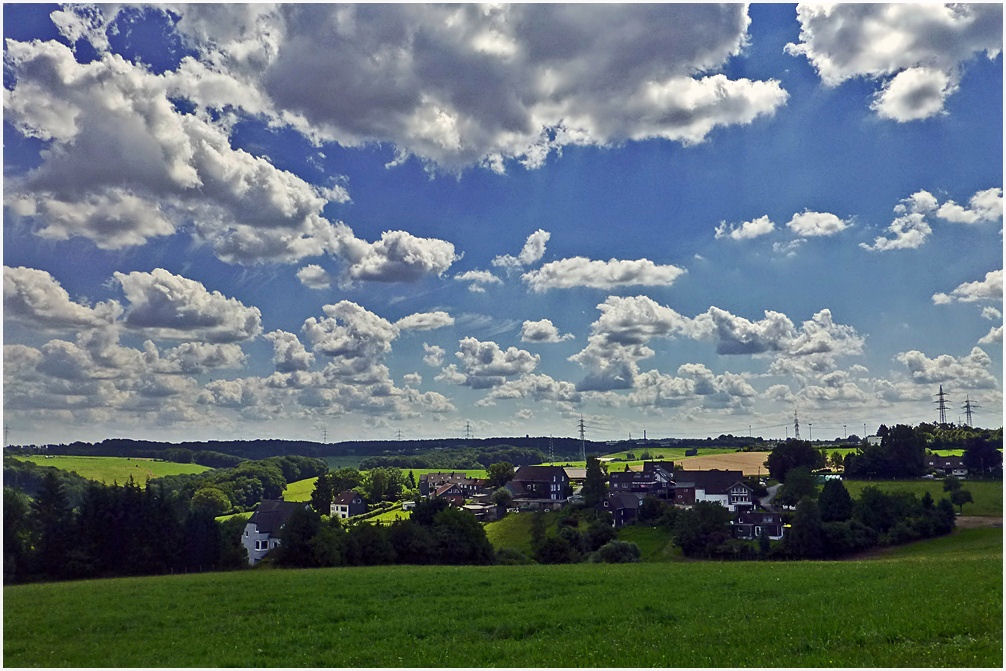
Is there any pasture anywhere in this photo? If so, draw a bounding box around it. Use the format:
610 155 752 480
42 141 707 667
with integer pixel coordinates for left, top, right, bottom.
282 477 318 502
3 529 999 667
11 455 210 486
841 479 1002 517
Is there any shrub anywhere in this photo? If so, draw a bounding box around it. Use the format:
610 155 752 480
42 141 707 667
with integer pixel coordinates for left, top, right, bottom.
598 540 641 563
495 547 535 565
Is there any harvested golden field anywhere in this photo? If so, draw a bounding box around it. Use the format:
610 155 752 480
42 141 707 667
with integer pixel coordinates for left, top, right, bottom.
627 451 770 475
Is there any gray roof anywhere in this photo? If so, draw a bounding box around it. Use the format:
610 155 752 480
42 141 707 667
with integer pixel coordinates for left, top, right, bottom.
248 500 302 535
333 490 361 505
513 465 568 482
673 469 749 495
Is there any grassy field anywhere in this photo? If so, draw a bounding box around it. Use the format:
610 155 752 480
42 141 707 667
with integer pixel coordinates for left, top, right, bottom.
12 455 210 486
842 479 1002 517
282 477 319 502
4 528 1000 667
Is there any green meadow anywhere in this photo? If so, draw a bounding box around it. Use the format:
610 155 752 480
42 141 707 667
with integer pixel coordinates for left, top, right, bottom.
3 528 999 667
282 477 319 502
842 479 1002 517
11 455 210 486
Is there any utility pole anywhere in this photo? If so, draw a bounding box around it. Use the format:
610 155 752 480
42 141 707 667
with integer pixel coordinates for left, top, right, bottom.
962 395 979 427
808 423 813 441
578 415 586 462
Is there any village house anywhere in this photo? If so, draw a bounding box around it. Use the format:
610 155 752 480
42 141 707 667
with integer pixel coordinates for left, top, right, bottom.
330 490 367 519
926 455 968 478
603 492 644 528
241 499 304 565
672 469 754 511
732 506 785 540
504 465 570 510
419 472 491 499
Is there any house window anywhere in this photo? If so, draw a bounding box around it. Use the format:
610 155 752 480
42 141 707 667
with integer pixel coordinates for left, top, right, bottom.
755 526 762 536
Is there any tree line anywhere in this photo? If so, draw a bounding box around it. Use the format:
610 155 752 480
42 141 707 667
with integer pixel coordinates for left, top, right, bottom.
4 473 247 583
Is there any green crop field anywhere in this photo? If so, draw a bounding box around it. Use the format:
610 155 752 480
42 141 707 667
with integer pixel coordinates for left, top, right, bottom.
12 455 210 486
842 479 1002 517
282 477 319 502
4 529 1000 667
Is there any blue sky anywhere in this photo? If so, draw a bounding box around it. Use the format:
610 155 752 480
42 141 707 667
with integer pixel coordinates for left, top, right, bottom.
3 4 1002 445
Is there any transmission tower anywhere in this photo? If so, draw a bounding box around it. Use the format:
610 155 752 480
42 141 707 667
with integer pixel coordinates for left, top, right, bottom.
935 385 949 425
578 415 586 461
962 395 980 427
793 410 801 440
322 426 327 443
548 436 554 463
396 428 403 441
464 421 473 440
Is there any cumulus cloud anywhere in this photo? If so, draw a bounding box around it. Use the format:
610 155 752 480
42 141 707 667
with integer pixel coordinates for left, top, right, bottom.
296 265 332 290
454 270 502 293
114 268 262 342
4 266 121 330
860 190 937 252
871 67 955 121
454 337 540 388
51 4 787 172
492 229 551 268
480 373 581 405
422 343 446 367
265 330 315 372
786 211 850 237
395 311 455 331
301 301 399 379
338 230 458 282
894 347 998 389
402 372 423 386
151 342 247 375
520 319 574 343
522 257 686 292
786 4 1002 121
936 187 1003 225
978 326 1003 345
932 269 1003 305
714 215 775 241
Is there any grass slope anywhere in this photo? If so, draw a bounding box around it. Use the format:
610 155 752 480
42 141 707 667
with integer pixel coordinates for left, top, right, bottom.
4 530 1000 667
842 479 1002 517
282 477 318 502
12 455 210 486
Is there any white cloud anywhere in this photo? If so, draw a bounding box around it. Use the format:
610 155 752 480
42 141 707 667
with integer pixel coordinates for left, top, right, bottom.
454 270 502 293
772 239 805 257
932 269 1003 305
152 342 247 375
338 230 458 282
114 268 262 343
402 372 423 386
4 266 121 330
978 326 1003 345
63 5 786 172
871 67 955 122
786 4 1002 120
894 347 998 388
981 306 1002 321
422 343 446 367
936 187 1004 224
296 265 332 290
301 302 399 377
264 330 315 373
520 319 574 343
860 190 937 252
480 373 581 405
395 311 455 331
492 229 551 268
522 257 686 292
454 337 540 388
786 211 850 237
714 215 775 241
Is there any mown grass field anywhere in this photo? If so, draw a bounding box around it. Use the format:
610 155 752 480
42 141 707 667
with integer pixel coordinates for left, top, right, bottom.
842 479 1002 517
12 455 210 486
4 529 1000 667
282 477 319 502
